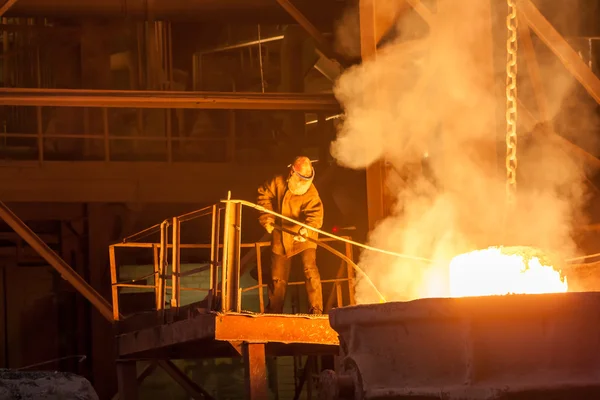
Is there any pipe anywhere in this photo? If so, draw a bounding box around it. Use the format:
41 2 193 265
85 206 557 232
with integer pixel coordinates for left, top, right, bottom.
0 201 115 322
6 0 342 22
0 88 340 111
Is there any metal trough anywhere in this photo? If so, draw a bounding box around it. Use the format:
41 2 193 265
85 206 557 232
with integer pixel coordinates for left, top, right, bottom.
318 292 600 400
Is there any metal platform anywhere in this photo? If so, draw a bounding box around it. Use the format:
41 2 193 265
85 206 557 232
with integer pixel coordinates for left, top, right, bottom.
103 198 357 398
116 307 339 358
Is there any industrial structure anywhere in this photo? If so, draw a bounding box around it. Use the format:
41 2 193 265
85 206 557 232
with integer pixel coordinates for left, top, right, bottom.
1 0 600 399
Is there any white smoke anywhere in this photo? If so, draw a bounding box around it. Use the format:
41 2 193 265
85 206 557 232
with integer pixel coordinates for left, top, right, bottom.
331 0 598 303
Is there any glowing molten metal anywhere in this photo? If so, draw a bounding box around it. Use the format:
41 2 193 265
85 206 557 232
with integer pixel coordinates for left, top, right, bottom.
449 246 568 297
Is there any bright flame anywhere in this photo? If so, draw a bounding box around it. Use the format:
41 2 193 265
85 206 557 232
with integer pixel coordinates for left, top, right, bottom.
449 246 568 297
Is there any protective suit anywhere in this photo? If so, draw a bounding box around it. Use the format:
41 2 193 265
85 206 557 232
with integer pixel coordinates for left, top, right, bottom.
257 156 324 314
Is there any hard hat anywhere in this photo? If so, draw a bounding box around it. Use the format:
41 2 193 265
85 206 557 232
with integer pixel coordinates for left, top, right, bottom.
287 156 315 195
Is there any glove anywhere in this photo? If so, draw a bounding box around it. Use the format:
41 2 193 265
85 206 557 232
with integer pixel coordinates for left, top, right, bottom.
294 227 308 243
265 223 274 234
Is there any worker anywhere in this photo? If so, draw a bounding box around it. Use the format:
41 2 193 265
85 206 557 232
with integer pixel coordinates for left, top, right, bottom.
257 156 324 314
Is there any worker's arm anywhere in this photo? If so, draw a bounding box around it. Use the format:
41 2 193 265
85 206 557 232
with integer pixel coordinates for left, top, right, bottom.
302 194 324 233
257 178 277 233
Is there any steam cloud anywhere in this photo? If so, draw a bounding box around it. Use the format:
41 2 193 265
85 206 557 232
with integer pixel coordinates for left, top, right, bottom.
331 0 598 303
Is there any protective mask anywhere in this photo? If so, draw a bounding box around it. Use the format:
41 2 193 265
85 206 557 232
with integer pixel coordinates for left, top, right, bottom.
287 169 314 195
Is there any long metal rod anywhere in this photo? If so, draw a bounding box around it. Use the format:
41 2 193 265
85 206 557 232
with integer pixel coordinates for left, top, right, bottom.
225 199 432 263
0 88 340 111
197 35 284 55
0 201 114 322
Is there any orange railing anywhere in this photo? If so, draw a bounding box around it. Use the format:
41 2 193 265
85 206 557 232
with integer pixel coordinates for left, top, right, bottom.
109 202 356 320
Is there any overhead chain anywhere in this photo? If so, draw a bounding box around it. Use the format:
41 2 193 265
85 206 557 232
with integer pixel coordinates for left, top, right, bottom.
505 0 518 206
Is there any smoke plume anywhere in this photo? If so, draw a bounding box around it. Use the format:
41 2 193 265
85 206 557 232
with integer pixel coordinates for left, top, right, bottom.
331 0 599 303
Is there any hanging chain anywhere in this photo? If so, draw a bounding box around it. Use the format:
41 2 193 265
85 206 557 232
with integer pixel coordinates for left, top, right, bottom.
505 0 518 205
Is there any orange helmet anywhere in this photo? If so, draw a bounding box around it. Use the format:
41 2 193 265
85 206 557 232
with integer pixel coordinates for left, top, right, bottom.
287 156 315 195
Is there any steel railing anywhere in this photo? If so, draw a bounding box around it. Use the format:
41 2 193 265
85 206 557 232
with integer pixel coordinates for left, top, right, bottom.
109 202 356 320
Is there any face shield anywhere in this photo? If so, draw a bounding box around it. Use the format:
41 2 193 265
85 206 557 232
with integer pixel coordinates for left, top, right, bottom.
287 157 315 195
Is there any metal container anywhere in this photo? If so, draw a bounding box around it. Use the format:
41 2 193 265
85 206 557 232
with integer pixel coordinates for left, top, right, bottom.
319 292 600 399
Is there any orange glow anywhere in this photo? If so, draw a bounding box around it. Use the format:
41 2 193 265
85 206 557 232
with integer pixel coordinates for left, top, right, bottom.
449 246 568 297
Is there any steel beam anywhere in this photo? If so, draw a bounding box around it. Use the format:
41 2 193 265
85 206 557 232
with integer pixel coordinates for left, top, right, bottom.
7 0 344 23
243 343 268 400
116 312 339 356
518 14 551 123
275 0 340 64
0 201 115 322
516 13 600 186
0 0 19 17
158 360 214 400
405 0 433 25
518 100 600 171
519 0 600 105
0 88 340 111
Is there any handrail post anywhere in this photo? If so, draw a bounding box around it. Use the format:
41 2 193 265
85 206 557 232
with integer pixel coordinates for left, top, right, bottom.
170 217 181 309
255 242 264 313
153 244 161 310
109 245 120 320
345 242 356 305
157 220 168 314
208 204 220 311
221 198 242 312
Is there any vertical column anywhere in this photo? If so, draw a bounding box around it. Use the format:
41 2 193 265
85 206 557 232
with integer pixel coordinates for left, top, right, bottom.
222 201 242 312
59 218 89 375
359 0 388 230
243 342 268 400
116 361 138 400
87 203 119 400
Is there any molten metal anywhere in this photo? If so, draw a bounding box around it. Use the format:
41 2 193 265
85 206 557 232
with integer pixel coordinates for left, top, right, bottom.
449 246 568 297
